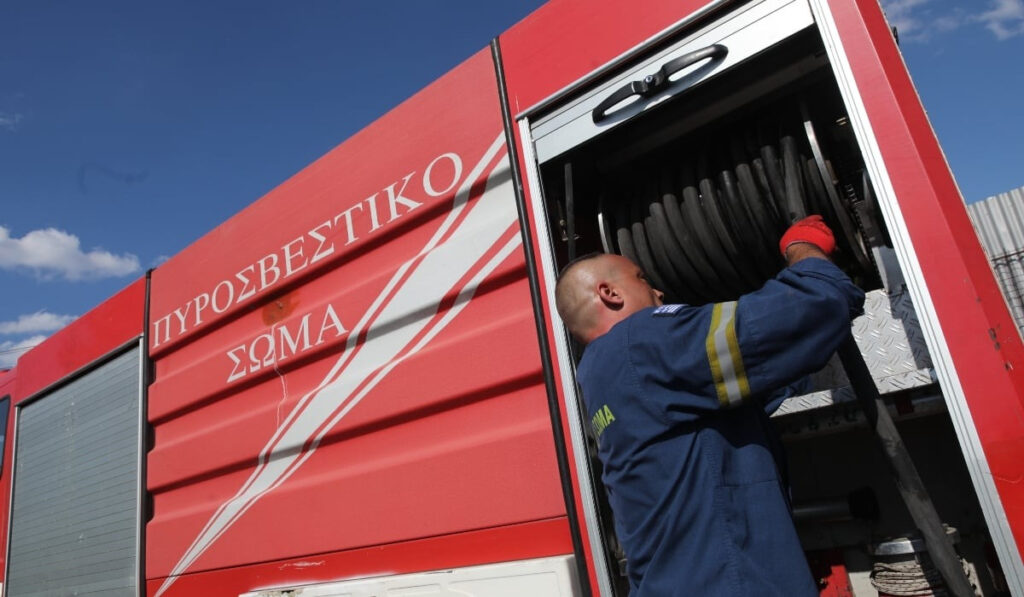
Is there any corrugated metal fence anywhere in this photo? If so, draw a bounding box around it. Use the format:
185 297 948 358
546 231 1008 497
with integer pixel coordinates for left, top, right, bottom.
967 185 1024 333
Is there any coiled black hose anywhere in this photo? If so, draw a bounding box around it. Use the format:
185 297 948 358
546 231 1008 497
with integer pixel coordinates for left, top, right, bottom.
606 117 854 302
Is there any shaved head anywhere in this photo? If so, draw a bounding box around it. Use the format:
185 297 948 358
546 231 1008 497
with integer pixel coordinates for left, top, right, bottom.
555 253 607 341
555 253 664 344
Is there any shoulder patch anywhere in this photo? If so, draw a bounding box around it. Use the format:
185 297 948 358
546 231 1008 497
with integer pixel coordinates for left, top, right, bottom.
653 304 685 316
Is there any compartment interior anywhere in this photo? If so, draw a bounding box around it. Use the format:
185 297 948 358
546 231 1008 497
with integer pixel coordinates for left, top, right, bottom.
532 18 1009 596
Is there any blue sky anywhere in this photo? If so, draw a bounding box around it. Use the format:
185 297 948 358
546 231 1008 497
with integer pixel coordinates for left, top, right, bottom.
1 0 1023 367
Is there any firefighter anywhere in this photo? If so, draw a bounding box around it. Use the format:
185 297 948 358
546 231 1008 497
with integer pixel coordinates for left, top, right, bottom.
555 216 865 596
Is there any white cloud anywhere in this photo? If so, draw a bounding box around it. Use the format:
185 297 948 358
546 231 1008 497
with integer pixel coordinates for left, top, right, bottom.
879 0 1024 41
977 0 1024 39
0 112 23 132
0 225 140 280
0 311 76 335
0 334 47 369
881 0 935 38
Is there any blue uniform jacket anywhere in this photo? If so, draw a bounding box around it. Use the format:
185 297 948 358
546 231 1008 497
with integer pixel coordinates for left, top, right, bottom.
576 258 865 596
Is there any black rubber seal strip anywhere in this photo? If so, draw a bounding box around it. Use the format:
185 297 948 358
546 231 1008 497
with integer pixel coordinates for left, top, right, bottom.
490 38 593 596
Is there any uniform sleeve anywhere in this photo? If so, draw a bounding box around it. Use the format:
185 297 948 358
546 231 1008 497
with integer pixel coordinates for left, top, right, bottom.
625 258 862 419
727 258 864 404
763 376 812 416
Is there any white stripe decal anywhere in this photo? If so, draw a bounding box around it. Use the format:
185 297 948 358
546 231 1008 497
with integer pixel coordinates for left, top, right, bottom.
155 134 515 597
711 301 743 406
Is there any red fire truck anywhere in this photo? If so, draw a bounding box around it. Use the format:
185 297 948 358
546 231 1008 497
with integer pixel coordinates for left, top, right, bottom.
2 0 1023 595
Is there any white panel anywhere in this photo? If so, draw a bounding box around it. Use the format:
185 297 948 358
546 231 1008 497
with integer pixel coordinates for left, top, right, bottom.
241 555 579 597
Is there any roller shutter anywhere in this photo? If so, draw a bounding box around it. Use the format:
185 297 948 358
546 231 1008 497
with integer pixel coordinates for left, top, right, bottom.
7 346 141 596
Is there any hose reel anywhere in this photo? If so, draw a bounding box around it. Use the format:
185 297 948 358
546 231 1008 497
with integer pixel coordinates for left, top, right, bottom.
597 100 879 304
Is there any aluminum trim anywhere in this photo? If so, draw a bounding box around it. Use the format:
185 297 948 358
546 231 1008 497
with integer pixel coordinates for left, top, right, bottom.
3 402 20 597
518 117 615 597
134 336 146 596
808 0 1024 591
515 0 736 120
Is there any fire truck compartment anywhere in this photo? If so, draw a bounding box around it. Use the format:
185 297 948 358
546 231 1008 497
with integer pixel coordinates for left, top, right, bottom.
523 0 1012 593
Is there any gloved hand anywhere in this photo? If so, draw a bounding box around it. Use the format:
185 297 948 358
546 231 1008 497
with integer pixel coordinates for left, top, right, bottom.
779 215 836 257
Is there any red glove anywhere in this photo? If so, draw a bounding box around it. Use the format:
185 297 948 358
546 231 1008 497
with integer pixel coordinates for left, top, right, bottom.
779 215 835 256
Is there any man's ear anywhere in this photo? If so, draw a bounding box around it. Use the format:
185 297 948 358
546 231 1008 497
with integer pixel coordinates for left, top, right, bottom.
598 281 623 309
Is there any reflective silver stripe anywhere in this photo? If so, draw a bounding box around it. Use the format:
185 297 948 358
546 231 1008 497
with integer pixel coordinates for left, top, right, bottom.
711 301 745 406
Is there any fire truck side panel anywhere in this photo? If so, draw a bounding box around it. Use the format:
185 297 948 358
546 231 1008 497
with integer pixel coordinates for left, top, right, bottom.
145 49 571 596
816 0 1024 575
14 278 146 402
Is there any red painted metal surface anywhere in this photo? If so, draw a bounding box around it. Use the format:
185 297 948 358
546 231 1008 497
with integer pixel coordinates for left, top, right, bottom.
14 278 145 402
806 549 854 597
145 518 572 596
146 49 569 596
825 0 1024 554
0 369 14 586
500 0 717 115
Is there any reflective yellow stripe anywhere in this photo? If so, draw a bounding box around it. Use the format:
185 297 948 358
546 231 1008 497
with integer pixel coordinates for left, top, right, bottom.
724 308 751 401
705 301 749 407
706 303 729 407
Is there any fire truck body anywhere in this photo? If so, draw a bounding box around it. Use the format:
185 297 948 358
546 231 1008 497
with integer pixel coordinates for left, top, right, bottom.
1 0 1023 595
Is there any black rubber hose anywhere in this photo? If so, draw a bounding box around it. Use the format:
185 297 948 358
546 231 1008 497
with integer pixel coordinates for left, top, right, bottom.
781 135 808 222
648 201 707 303
658 168 728 299
662 190 731 300
614 191 641 267
697 170 762 290
681 164 746 297
629 213 669 295
837 338 976 597
732 137 784 264
719 168 778 280
803 156 833 223
801 116 874 274
617 226 640 269
752 156 784 227
641 193 687 302
760 143 790 223
802 156 861 269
